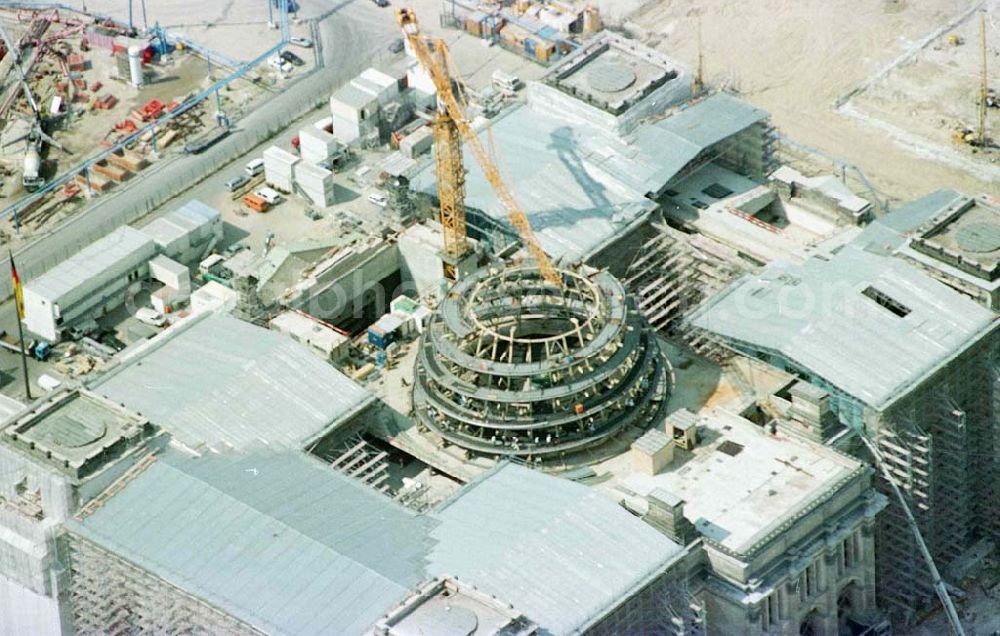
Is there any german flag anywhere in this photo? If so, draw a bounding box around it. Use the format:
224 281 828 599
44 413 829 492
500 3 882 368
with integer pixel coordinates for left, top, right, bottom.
9 252 23 321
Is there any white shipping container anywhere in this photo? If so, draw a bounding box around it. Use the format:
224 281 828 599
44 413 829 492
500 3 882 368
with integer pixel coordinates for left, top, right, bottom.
313 116 334 133
263 145 299 193
295 162 336 207
358 67 399 104
399 126 433 158
392 311 415 337
299 127 338 156
301 147 328 165
299 186 335 207
149 255 191 293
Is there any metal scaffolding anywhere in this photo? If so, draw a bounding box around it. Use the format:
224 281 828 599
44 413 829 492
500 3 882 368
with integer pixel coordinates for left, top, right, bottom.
871 334 1000 623
622 221 744 356
61 534 263 635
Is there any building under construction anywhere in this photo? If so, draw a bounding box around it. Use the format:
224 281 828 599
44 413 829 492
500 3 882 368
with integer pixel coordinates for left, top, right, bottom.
410 35 775 269
412 264 670 466
690 221 1000 623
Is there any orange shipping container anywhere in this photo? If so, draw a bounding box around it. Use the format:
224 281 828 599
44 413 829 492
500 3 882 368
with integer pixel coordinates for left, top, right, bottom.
93 162 128 182
107 152 142 172
124 150 148 169
75 172 111 192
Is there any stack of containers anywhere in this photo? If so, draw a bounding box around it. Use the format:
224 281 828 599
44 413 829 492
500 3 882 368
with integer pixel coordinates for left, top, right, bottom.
263 146 299 193
295 162 336 207
389 296 433 334
313 116 335 134
399 126 433 158
299 127 340 165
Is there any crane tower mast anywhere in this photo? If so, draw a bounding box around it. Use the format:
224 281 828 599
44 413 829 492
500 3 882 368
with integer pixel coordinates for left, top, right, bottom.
396 8 561 286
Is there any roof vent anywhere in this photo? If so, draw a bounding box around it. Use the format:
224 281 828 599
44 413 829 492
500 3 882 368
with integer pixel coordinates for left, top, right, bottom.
717 440 744 457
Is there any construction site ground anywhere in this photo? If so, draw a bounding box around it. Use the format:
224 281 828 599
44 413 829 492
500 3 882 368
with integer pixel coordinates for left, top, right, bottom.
0 11 274 247
629 0 1000 204
908 577 1000 634
0 0 540 250
79 0 315 65
844 4 1000 184
80 0 546 91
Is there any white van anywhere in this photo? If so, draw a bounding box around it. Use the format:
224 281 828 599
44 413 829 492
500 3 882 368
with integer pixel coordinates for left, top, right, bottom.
135 307 166 327
255 187 282 206
245 158 265 177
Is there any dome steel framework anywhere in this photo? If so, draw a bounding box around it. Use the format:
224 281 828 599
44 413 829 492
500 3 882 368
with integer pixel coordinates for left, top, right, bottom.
413 265 671 463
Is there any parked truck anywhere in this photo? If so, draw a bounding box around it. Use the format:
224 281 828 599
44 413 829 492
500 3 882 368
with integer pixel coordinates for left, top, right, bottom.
0 330 51 360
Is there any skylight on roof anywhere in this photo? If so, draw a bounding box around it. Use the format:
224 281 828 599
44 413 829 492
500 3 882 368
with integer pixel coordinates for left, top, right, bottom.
861 285 910 318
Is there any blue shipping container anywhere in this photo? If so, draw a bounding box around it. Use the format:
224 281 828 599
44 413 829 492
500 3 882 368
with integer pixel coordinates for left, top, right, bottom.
537 26 557 40
368 327 393 349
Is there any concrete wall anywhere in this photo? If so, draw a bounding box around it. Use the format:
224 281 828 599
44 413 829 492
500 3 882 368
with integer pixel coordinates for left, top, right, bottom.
705 523 879 635
697 469 885 636
615 76 692 136
526 75 691 138
0 573 66 635
288 240 400 326
397 229 447 300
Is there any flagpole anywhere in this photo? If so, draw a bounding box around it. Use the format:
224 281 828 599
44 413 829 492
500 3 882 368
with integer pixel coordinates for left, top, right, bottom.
8 251 30 401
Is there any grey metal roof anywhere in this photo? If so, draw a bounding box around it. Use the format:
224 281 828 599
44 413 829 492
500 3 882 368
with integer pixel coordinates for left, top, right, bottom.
91 313 374 452
140 200 220 248
879 189 962 234
428 463 683 633
25 226 155 302
652 92 768 149
411 103 665 263
411 93 767 264
850 219 908 256
691 245 996 409
331 82 378 111
68 450 435 636
852 189 965 257
66 453 682 635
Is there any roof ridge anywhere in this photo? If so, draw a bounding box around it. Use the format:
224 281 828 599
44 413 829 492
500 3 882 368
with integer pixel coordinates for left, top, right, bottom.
432 460 510 513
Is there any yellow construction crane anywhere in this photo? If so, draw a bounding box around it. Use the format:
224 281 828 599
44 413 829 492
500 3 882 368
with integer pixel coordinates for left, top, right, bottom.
396 8 561 286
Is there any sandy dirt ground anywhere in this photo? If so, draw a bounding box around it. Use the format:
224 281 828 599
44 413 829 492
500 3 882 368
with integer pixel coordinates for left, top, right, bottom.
628 0 999 204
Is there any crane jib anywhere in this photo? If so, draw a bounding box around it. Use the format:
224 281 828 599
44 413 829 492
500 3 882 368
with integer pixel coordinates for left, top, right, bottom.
396 7 562 287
